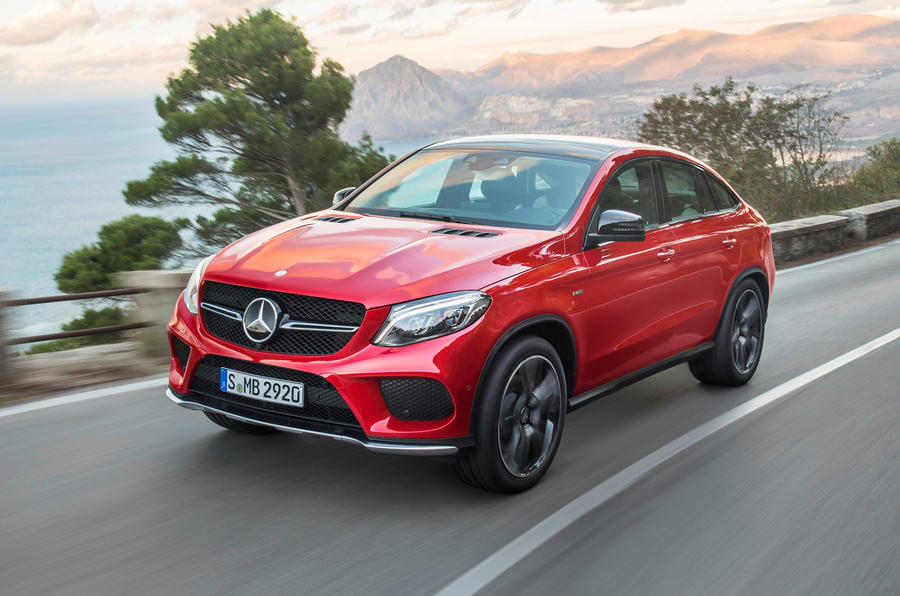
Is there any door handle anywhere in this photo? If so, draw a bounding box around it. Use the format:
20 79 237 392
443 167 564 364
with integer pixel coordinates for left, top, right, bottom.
722 237 737 249
656 247 675 261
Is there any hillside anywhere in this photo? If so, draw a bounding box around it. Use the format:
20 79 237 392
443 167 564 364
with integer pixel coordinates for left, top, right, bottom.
343 15 900 144
340 55 475 141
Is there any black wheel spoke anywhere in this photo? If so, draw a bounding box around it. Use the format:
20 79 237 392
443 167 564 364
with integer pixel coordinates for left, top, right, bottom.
499 390 520 426
502 425 522 465
520 359 540 395
741 298 760 324
514 426 533 469
531 371 557 412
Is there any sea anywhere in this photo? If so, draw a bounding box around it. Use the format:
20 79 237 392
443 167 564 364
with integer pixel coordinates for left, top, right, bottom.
0 97 425 342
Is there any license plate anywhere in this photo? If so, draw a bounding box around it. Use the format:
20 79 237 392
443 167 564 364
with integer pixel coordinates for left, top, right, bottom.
219 368 305 408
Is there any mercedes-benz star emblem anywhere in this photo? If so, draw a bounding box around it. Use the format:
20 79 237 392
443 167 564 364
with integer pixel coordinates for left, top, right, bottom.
242 297 281 343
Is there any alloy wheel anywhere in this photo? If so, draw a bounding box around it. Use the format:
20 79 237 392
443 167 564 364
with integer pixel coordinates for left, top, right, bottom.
731 289 762 374
496 355 562 478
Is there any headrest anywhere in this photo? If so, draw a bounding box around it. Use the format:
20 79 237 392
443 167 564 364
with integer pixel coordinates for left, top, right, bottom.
481 175 519 199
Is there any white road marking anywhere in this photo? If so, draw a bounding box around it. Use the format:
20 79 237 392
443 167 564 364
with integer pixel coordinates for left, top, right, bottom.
776 237 900 276
0 376 168 419
436 326 900 596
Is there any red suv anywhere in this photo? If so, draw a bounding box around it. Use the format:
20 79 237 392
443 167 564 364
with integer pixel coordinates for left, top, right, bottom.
167 135 774 492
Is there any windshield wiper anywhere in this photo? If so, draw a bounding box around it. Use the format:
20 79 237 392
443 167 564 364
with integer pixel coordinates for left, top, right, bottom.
356 208 486 226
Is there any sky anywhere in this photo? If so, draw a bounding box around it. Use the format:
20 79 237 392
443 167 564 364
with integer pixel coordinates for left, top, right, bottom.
0 0 898 105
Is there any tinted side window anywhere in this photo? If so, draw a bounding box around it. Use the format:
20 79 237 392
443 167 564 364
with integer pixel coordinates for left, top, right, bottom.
706 174 740 210
659 160 705 221
596 161 658 226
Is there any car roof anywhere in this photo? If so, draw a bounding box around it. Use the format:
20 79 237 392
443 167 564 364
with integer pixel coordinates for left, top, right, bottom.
426 134 654 161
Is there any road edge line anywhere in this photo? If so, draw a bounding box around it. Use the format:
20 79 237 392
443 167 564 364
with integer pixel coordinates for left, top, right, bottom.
435 326 900 596
0 376 168 419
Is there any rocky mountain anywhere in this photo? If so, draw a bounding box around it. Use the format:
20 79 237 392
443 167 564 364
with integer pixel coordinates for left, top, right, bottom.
343 15 900 146
438 15 900 92
340 55 475 141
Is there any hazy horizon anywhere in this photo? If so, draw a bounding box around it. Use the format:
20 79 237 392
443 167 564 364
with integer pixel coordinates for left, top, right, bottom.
2 0 899 106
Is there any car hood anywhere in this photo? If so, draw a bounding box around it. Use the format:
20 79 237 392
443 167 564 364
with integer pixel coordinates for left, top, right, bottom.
203 212 567 309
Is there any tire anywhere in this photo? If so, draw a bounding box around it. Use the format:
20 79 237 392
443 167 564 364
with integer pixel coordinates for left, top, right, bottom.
204 411 278 435
690 277 766 386
454 336 567 493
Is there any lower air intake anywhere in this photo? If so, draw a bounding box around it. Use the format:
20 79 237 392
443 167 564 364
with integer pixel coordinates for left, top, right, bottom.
171 335 191 372
379 377 454 421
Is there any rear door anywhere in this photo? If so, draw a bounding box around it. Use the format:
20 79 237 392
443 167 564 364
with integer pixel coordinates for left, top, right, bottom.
657 159 741 345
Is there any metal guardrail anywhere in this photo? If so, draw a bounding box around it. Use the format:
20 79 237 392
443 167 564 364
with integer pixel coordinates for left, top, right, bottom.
2 288 152 347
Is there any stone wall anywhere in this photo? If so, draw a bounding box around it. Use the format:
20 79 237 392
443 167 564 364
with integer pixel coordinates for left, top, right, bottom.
770 199 900 262
770 215 850 263
839 199 900 241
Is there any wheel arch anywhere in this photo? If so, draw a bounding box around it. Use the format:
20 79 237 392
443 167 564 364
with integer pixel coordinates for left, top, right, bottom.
469 314 577 435
713 267 769 337
734 266 770 312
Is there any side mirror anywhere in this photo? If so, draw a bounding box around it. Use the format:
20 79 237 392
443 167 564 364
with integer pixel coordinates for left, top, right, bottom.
588 209 645 245
332 186 357 206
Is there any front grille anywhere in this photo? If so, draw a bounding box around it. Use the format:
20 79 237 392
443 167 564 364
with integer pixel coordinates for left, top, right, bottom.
200 281 366 355
379 377 454 421
171 335 191 372
189 355 362 429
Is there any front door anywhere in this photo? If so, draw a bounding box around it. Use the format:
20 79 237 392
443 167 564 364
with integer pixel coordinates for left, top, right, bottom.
569 159 682 390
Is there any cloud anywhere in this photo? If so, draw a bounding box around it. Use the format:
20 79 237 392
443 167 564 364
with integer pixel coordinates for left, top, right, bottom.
150 4 180 23
313 3 358 25
0 0 100 45
0 54 14 75
390 6 417 20
96 5 143 32
186 0 277 26
454 0 530 17
95 3 180 33
369 6 474 42
598 0 686 12
333 24 372 35
378 0 527 21
40 40 189 84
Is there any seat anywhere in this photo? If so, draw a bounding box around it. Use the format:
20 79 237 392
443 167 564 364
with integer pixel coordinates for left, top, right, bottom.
481 175 522 213
599 178 635 213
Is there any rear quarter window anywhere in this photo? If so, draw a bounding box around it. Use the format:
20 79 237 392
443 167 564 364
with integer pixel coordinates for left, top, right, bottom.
706 174 741 211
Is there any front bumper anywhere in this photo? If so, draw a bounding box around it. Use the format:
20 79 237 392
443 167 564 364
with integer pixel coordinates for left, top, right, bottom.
167 388 460 455
167 287 493 445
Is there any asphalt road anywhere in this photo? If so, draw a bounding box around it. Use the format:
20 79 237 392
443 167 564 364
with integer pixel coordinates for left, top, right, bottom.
2 239 899 596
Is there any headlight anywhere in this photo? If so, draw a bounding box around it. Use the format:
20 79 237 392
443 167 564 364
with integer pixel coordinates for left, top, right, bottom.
183 256 214 315
373 291 491 347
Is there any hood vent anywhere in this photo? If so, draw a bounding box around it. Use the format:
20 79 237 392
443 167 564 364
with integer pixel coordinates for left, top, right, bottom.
431 227 499 238
317 215 356 223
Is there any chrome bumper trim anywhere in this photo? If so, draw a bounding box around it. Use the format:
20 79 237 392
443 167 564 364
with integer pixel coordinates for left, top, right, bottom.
166 388 458 456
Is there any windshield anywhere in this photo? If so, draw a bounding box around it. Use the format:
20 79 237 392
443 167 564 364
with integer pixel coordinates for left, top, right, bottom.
344 149 596 230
